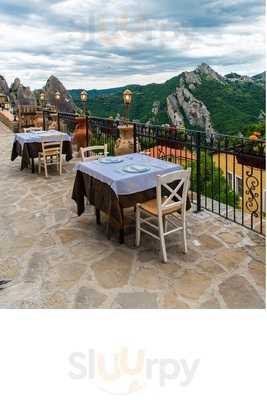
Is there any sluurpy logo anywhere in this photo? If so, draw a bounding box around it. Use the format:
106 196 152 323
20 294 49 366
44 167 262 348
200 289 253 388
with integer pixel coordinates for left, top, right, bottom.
68 348 200 395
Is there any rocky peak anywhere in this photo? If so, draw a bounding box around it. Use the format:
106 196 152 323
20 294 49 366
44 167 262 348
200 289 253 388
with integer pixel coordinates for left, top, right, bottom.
169 64 224 131
195 63 223 81
10 78 21 92
178 63 224 90
9 78 37 107
0 75 9 96
44 75 75 113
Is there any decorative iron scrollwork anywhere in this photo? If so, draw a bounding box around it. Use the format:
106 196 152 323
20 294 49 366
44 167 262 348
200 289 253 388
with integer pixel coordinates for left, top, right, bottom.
245 168 259 218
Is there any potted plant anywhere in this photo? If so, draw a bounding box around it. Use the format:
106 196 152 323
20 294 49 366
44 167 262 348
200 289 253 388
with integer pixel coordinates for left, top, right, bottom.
236 132 266 170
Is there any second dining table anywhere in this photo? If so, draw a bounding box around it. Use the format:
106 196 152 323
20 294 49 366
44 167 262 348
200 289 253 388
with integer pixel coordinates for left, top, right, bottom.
72 153 191 243
11 130 73 172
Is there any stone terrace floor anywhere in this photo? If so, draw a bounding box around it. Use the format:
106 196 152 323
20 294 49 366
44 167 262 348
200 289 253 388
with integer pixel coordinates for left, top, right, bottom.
0 122 265 309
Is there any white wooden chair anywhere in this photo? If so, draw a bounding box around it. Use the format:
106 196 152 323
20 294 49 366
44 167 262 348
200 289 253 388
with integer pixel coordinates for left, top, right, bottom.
38 142 63 178
136 168 191 263
23 127 43 133
80 144 108 161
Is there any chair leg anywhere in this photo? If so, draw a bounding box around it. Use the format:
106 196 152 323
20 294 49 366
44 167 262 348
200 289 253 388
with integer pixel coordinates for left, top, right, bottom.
38 155 41 174
183 216 188 254
159 216 167 263
164 216 168 233
44 157 48 178
136 206 141 247
59 156 62 176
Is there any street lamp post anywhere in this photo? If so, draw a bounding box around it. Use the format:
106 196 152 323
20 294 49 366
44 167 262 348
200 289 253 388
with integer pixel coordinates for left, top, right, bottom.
80 90 89 145
55 91 61 111
123 89 133 124
55 91 61 130
40 92 46 109
80 90 88 116
39 92 46 129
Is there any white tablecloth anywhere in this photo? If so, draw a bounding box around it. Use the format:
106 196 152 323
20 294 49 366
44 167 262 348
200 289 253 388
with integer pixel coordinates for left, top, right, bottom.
74 153 182 196
15 130 71 147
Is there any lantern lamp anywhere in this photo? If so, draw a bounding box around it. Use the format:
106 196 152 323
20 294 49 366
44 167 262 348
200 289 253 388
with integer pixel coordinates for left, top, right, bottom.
122 89 133 122
80 90 88 116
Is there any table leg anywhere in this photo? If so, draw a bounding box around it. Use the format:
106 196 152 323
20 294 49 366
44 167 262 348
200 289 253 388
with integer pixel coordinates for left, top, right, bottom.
106 219 111 240
31 158 35 173
119 206 125 244
96 208 101 225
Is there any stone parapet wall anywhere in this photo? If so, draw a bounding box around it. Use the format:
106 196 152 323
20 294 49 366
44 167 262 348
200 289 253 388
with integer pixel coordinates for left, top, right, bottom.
0 111 18 132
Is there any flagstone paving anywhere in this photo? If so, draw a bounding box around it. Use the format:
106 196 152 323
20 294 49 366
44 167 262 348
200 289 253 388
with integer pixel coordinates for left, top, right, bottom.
0 122 265 309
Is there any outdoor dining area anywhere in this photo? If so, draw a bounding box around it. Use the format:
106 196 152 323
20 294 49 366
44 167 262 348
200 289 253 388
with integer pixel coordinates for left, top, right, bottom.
0 90 265 309
9 120 191 263
8 89 194 263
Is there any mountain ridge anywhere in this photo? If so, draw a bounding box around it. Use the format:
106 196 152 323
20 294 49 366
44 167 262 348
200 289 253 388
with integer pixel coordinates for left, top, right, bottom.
0 64 265 135
69 63 265 135
69 64 265 93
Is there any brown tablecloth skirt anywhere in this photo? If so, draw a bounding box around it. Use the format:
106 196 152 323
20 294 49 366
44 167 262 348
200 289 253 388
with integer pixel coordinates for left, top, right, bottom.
72 170 191 228
11 140 73 170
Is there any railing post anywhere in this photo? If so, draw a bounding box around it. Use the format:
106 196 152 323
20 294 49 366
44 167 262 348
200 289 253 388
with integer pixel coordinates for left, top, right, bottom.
57 112 60 131
133 122 137 153
86 115 89 147
195 131 202 212
42 110 45 130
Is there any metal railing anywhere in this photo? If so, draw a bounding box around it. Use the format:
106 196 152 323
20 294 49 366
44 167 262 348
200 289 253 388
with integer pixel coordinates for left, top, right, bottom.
43 111 266 236
133 123 265 235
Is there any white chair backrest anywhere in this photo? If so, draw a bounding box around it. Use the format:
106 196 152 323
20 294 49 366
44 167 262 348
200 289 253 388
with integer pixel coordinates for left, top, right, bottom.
41 141 63 155
24 127 43 133
156 168 191 215
80 144 108 161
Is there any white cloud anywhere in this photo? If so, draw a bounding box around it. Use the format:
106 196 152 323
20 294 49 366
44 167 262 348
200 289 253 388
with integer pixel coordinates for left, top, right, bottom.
0 0 265 88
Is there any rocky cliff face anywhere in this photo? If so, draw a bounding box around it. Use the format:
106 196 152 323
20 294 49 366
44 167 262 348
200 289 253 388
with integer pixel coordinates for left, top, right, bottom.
44 75 75 113
167 87 214 133
167 95 184 127
9 78 37 107
0 75 9 96
167 63 217 132
0 73 76 113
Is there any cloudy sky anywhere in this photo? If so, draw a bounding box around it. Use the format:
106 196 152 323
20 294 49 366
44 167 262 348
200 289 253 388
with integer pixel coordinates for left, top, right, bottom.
0 0 265 89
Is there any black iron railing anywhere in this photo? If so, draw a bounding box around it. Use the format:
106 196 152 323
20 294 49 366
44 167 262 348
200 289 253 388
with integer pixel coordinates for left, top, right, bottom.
43 111 266 236
132 122 265 235
89 116 120 154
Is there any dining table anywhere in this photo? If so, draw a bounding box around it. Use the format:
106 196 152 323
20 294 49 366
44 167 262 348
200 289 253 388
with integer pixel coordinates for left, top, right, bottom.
11 130 73 172
72 153 191 244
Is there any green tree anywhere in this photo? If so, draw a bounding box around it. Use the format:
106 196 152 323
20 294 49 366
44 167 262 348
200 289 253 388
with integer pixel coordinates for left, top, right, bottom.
190 153 240 208
243 119 266 139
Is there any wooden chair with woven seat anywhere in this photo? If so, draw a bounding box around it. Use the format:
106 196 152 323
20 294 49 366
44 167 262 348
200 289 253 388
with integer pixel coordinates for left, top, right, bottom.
136 168 191 263
38 141 63 178
80 144 108 161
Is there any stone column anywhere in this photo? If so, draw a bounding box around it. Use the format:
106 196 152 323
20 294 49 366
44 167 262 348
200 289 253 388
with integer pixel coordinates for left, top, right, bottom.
114 124 139 156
